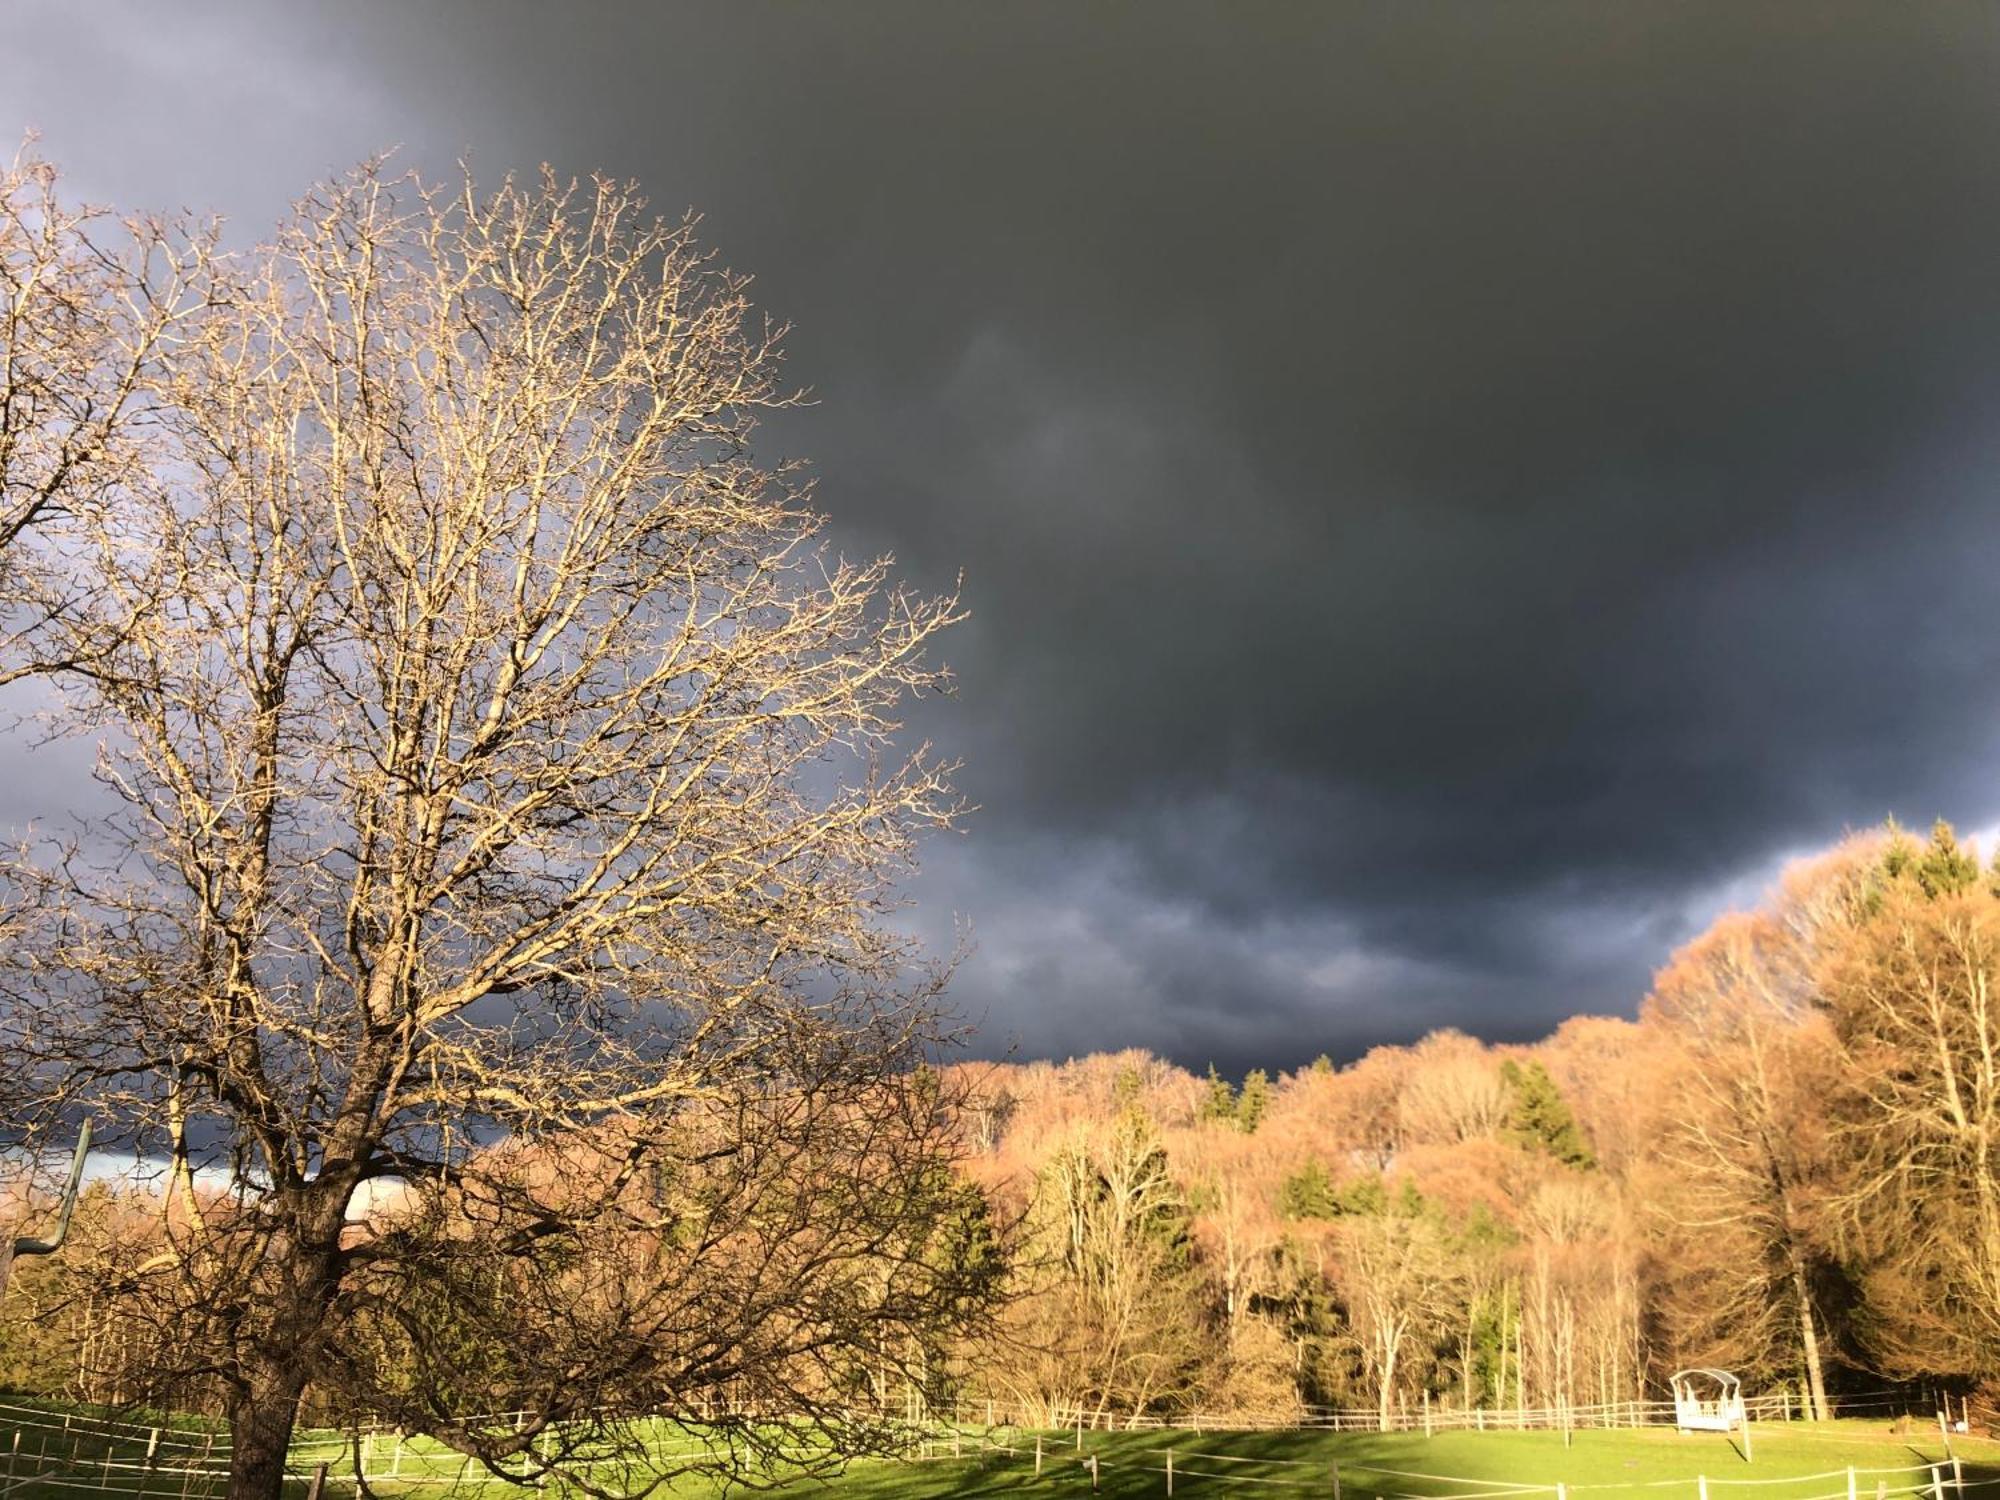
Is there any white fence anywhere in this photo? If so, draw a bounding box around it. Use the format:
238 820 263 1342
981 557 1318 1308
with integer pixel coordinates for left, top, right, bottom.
937 1433 1984 1500
0 1390 1986 1498
932 1390 1945 1437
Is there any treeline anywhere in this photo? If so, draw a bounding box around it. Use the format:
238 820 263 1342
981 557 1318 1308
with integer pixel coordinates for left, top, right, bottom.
947 820 2000 1428
5 820 1999 1433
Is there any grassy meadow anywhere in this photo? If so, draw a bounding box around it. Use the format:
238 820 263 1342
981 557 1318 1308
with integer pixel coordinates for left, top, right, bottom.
0 1400 1994 1500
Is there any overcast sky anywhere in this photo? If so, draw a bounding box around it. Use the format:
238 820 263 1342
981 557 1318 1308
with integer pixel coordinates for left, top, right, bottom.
7 2 2000 1075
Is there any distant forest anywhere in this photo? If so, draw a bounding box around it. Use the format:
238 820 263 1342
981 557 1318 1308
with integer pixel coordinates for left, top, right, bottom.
7 820 2000 1431
938 819 2000 1426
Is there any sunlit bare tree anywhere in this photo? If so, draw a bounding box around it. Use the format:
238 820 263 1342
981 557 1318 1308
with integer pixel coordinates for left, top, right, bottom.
0 162 991 1500
0 138 211 677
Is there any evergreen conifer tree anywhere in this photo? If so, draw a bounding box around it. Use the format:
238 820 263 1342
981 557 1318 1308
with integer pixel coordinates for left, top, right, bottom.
1236 1068 1272 1133
1500 1058 1595 1168
1199 1063 1237 1122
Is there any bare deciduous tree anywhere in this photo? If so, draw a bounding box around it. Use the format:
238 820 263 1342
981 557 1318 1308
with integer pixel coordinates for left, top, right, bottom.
1333 1210 1461 1430
1821 879 2000 1384
1641 842 1881 1419
0 138 210 676
990 1108 1208 1427
0 162 986 1500
1396 1031 1509 1148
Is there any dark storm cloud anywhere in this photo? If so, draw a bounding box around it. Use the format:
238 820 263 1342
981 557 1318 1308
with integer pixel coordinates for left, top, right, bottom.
9 2 2000 1073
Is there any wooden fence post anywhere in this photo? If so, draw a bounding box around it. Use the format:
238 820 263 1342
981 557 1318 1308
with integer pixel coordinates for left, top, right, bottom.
1698 1476 1708 1500
1333 1461 1342 1500
1847 1466 1858 1500
304 1463 328 1500
1931 1467 1946 1500
1035 1433 1043 1477
1090 1454 1099 1493
1167 1448 1174 1496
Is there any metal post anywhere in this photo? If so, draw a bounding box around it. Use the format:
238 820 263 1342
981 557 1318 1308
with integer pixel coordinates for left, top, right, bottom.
2 1120 93 1296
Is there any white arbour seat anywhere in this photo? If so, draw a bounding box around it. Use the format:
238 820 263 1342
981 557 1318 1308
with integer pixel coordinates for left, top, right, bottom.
1671 1369 1747 1435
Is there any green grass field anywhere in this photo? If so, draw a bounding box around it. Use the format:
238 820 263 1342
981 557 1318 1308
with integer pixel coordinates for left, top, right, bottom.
0 1400 1993 1500
842 1422 2000 1500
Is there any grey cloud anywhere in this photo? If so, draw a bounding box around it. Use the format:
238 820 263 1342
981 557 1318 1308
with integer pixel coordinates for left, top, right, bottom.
7 1 2000 1071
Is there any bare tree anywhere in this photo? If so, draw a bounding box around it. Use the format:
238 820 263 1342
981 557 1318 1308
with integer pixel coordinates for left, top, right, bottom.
1333 1210 1461 1430
1396 1031 1508 1148
0 138 211 676
990 1108 1208 1427
0 163 986 1500
1820 877 2000 1383
1641 844 1879 1419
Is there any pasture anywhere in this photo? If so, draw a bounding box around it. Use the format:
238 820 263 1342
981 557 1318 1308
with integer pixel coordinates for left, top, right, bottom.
0 1399 1991 1500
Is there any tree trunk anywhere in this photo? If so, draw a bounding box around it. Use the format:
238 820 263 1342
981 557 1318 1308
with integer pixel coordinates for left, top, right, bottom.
1514 1309 1526 1426
227 1354 312 1500
1378 1333 1399 1432
1791 1264 1830 1422
225 1188 350 1500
